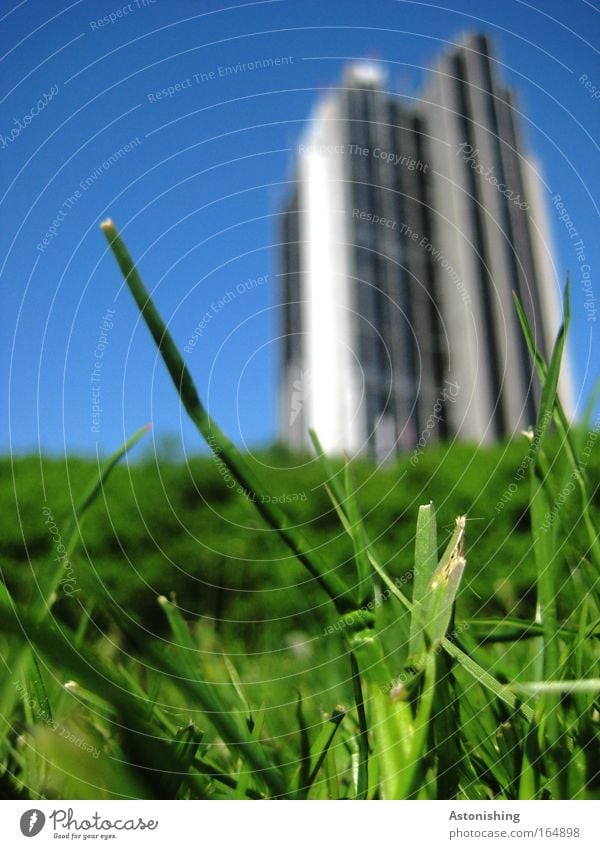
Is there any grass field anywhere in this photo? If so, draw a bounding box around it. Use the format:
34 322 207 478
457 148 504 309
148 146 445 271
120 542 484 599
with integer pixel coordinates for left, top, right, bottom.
0 221 598 800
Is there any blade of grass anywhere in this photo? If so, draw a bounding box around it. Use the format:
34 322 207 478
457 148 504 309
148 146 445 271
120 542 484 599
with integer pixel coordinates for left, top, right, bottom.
518 718 541 799
462 618 598 642
395 651 437 799
423 515 466 649
514 282 600 568
101 219 354 615
25 654 53 725
233 704 266 800
223 655 253 730
295 692 311 797
305 708 346 792
370 682 414 800
343 461 372 607
167 722 203 798
510 679 600 696
409 502 438 659
309 429 347 510
526 282 572 791
431 652 461 799
350 652 369 799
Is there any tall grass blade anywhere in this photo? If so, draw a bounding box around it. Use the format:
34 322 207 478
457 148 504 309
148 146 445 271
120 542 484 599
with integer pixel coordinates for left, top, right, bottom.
514 282 600 568
309 429 347 510
101 219 354 615
422 514 466 648
409 503 438 659
343 462 372 607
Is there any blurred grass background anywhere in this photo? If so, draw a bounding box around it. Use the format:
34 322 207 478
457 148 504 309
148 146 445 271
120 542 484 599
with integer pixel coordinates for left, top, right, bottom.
3 435 597 652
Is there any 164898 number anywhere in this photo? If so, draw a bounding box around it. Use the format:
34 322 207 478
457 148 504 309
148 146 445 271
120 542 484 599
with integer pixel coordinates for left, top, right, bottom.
545 828 580 838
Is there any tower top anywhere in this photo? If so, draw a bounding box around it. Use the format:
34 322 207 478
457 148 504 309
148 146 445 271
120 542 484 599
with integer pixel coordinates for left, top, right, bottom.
343 62 386 87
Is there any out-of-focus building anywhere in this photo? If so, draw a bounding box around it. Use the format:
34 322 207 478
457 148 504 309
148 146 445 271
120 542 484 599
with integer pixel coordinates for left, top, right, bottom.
280 34 573 457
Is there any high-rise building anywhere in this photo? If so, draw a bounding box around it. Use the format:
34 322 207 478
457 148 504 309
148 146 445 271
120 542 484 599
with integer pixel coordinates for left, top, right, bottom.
280 34 572 457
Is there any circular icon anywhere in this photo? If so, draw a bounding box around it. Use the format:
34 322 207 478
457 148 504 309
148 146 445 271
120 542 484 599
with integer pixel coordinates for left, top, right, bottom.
19 810 46 837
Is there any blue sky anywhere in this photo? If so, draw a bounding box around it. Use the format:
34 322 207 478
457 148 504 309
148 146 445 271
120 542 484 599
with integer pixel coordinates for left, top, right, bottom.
1 0 598 457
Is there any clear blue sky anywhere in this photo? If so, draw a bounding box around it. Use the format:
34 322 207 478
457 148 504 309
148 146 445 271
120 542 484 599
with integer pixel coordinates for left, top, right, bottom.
1 0 598 457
